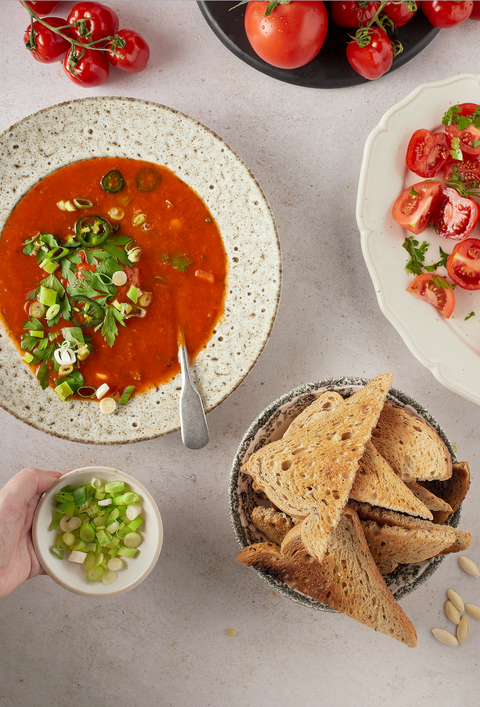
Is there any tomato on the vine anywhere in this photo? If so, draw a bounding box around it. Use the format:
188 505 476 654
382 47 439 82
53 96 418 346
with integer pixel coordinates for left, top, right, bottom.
444 103 480 156
422 0 473 28
384 1 420 27
331 2 379 28
447 238 480 290
106 29 150 73
244 1 328 70
406 129 450 178
346 27 393 81
63 45 109 87
67 1 119 44
22 1 59 16
24 16 72 63
392 180 442 234
407 273 455 318
433 187 480 241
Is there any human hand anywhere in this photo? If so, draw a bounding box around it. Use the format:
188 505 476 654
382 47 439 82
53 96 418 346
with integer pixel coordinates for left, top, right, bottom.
0 468 63 599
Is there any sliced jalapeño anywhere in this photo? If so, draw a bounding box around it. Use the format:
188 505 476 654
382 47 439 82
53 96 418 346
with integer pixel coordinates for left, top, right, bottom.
101 170 124 194
75 216 111 248
69 296 104 329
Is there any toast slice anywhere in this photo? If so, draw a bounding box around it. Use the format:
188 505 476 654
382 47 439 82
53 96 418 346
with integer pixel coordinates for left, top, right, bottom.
361 521 456 567
417 461 470 524
437 528 472 556
238 506 417 647
242 374 392 563
251 506 295 545
348 501 437 531
405 481 452 513
371 402 452 482
284 390 432 519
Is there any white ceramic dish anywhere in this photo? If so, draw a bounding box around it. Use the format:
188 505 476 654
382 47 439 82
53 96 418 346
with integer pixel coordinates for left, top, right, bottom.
357 73 480 406
32 467 163 597
0 97 281 443
230 377 459 609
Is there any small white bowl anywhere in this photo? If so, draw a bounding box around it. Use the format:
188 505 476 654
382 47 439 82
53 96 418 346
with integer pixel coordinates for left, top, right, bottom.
32 466 163 597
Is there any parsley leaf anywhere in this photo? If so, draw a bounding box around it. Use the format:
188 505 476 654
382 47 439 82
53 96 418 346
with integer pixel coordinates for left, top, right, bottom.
424 246 450 272
433 275 455 290
101 307 119 348
465 311 476 321
410 187 419 197
402 236 430 275
23 318 44 332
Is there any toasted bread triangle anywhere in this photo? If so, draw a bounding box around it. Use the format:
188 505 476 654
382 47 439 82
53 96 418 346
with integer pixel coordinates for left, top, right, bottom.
237 506 417 647
243 374 392 563
283 390 432 519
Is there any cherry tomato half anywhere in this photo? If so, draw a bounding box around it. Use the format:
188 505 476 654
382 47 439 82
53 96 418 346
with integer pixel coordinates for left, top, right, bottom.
331 2 379 28
407 273 455 318
24 16 72 63
67 1 119 44
444 103 480 156
443 155 480 185
384 1 420 27
433 187 480 241
244 1 328 70
392 180 442 235
447 238 480 290
346 27 393 81
422 1 473 28
106 29 150 73
63 45 109 87
22 1 59 16
406 129 450 178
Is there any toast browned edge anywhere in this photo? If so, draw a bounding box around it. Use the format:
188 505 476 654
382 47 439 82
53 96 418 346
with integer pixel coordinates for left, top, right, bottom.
405 482 452 513
361 520 455 566
251 506 295 546
417 461 470 524
436 529 472 556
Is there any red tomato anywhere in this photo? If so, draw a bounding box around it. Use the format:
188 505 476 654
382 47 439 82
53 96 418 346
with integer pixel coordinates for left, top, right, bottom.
22 1 59 16
24 16 72 63
444 103 480 156
244 1 328 70
470 1 480 19
443 155 480 185
346 28 393 80
67 2 119 43
406 129 450 178
63 45 109 87
446 238 480 290
407 273 455 318
422 1 473 27
433 187 480 240
392 180 442 235
331 2 379 28
384 1 420 26
106 29 150 73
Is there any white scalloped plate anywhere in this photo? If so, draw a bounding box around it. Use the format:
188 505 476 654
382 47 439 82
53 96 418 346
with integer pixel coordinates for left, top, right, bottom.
357 74 480 406
0 98 281 443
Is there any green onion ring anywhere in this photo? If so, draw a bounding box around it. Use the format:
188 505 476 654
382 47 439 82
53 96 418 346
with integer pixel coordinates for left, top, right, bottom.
77 386 97 398
73 198 93 209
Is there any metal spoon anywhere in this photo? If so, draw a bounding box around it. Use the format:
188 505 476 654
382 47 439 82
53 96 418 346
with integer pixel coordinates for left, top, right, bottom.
178 335 209 450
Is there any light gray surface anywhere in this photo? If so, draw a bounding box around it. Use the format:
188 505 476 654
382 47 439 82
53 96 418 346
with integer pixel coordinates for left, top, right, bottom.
0 2 479 706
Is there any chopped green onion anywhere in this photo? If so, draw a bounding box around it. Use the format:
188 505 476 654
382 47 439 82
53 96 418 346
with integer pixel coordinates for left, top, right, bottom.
46 304 60 320
105 481 125 495
40 259 59 274
46 247 69 261
30 330 44 339
50 546 65 560
79 522 96 543
123 532 142 549
83 552 96 570
73 486 88 507
23 352 34 364
86 567 105 582
128 517 143 532
127 285 140 304
120 492 140 505
119 385 135 405
55 381 74 401
117 546 138 558
71 539 88 552
73 198 93 209
62 532 76 547
102 569 117 584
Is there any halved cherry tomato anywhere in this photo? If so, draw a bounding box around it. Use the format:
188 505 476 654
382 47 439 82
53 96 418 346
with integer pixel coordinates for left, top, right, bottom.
106 29 150 73
244 1 328 70
346 27 393 80
22 1 59 16
433 187 479 241
384 1 420 27
406 129 450 178
392 180 442 235
422 0 473 27
446 238 480 290
24 16 72 63
443 155 480 185
331 2 379 28
63 45 109 87
67 1 119 44
407 273 455 318
444 103 480 156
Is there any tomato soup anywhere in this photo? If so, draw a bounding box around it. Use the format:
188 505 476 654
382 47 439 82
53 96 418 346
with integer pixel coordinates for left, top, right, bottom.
0 157 226 403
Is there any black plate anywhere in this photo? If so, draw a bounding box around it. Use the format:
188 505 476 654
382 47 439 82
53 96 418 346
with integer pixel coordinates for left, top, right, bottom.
198 2 440 89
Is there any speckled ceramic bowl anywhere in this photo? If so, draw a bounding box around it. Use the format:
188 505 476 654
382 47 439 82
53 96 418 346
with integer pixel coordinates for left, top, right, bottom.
230 377 460 609
0 98 281 443
32 466 163 598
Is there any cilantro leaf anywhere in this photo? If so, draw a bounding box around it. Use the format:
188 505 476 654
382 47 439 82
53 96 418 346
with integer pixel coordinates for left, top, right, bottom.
23 318 44 332
171 255 194 272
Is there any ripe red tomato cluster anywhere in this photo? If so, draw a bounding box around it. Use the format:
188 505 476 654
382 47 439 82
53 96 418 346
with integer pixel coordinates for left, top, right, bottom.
22 1 150 87
242 1 478 82
392 103 480 319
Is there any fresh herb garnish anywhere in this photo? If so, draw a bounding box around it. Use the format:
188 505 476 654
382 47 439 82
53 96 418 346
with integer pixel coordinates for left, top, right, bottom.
443 104 480 130
410 187 419 197
465 311 476 321
432 275 455 290
403 237 451 275
449 137 463 162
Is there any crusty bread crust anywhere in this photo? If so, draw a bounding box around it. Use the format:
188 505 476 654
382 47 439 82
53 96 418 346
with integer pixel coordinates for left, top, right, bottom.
238 507 417 647
361 521 455 566
436 528 472 556
417 461 470 524
251 506 294 545
371 403 452 482
405 481 452 513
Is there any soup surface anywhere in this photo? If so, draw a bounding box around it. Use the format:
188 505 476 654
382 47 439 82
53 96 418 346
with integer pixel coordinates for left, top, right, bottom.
0 157 226 403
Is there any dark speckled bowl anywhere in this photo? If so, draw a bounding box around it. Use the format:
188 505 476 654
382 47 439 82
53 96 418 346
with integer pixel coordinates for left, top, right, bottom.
229 377 459 610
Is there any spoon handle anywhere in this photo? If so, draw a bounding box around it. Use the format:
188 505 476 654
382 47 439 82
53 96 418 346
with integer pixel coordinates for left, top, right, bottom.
178 343 209 450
